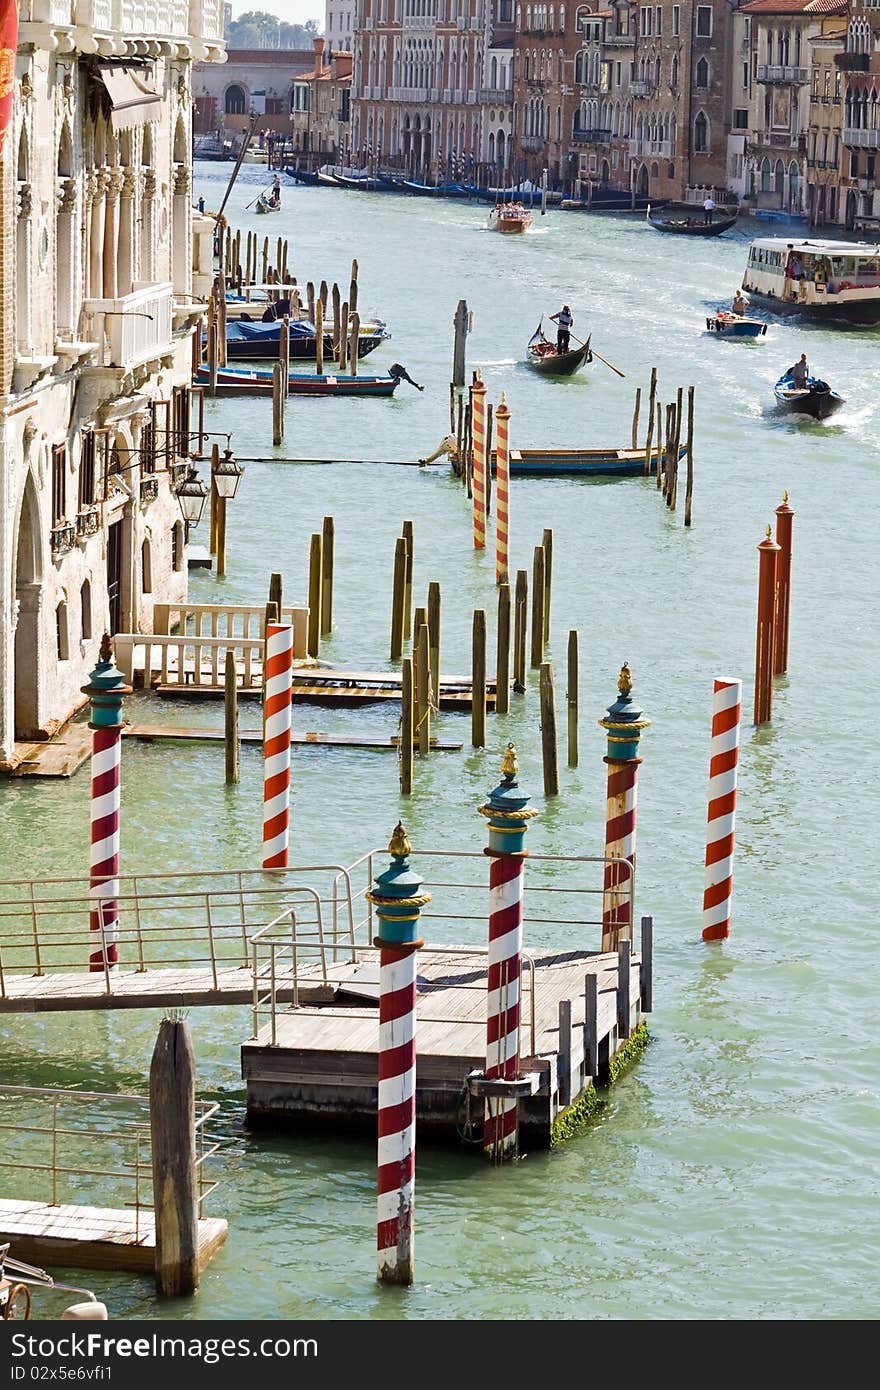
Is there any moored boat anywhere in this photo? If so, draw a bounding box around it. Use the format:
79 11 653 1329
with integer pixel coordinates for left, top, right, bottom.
526 322 592 376
194 364 402 397
706 312 767 339
773 370 844 419
741 236 880 325
488 202 532 233
285 167 319 185
219 317 389 362
490 444 687 478
647 202 738 236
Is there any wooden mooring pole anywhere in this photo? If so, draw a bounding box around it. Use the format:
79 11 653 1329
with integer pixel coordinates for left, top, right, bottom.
321 515 334 635
496 581 511 715
427 581 441 708
643 367 657 473
308 533 323 659
530 545 545 668
539 662 559 796
684 385 695 527
754 527 780 726
224 653 239 784
566 630 578 768
541 527 553 644
272 364 284 445
452 298 468 387
631 387 641 450
400 658 414 794
773 492 794 675
150 1016 199 1297
472 609 486 748
401 519 414 641
390 537 406 660
513 568 528 692
315 299 324 376
415 617 430 756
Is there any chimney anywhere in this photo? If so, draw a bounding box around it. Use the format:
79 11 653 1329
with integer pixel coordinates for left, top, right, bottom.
313 36 326 72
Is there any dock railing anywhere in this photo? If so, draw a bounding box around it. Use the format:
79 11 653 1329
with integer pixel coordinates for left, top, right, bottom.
114 614 308 692
0 1086 223 1243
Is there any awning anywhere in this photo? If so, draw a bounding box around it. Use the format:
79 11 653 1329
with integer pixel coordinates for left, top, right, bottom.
96 63 162 132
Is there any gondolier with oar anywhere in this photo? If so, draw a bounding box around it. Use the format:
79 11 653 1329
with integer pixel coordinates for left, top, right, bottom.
549 304 573 353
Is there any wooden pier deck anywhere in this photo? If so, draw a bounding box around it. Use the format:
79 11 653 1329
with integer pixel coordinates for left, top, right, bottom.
0 962 339 1014
242 937 651 1150
153 667 498 709
0 1199 227 1276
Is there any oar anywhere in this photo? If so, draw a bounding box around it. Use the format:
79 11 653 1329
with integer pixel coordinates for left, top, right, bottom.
571 332 626 378
244 184 274 211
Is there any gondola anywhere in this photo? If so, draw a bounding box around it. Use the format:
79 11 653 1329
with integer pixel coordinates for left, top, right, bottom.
194 364 402 398
647 202 738 236
332 173 394 192
254 194 281 214
773 370 844 419
284 167 319 185
526 321 592 376
218 317 389 362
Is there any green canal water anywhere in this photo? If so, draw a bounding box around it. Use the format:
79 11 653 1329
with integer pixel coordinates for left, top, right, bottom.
1 166 877 1319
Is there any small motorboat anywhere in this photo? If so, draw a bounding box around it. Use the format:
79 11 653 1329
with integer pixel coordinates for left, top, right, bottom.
254 194 281 214
488 202 533 233
706 311 767 339
526 321 592 376
773 370 844 419
1 1242 108 1320
647 202 737 236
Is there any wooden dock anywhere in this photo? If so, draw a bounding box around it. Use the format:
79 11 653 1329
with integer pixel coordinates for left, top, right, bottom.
123 725 464 751
0 1198 227 1276
0 962 335 1014
8 721 92 778
242 936 651 1150
154 667 498 709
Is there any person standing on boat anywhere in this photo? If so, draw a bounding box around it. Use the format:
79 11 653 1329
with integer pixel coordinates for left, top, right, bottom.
703 194 716 225
731 289 747 316
269 173 281 208
791 353 809 389
550 305 573 354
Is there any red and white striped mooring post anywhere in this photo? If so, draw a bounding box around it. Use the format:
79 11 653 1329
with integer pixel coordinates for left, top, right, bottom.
366 823 430 1285
472 370 487 550
82 635 131 973
494 393 510 586
598 665 651 952
479 743 538 1163
262 622 293 869
701 677 743 943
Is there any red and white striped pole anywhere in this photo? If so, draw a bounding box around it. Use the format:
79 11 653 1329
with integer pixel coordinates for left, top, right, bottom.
262 622 293 869
494 392 510 585
366 823 430 1285
479 743 538 1163
81 635 130 972
598 665 651 952
472 370 487 549
702 677 742 943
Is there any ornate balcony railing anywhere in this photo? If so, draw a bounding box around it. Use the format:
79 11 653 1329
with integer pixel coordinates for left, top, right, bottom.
835 52 870 72
82 282 173 371
76 506 101 538
51 523 76 558
756 64 808 83
844 127 880 148
573 127 612 144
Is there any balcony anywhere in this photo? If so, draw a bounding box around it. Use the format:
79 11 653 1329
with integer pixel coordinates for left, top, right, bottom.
756 65 808 84
604 32 635 48
76 506 101 539
629 138 673 157
573 127 612 145
479 88 513 104
630 79 656 98
520 136 546 151
83 282 173 371
50 522 76 558
835 52 870 72
140 476 160 504
388 86 431 102
844 127 880 148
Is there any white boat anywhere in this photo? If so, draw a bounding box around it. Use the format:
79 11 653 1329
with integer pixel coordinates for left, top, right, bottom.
741 237 880 325
1 1242 107 1320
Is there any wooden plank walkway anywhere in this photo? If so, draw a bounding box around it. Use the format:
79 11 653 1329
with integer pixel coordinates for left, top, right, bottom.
243 944 646 1148
0 1198 227 1275
123 725 464 751
9 722 93 778
0 962 339 1014
155 667 499 709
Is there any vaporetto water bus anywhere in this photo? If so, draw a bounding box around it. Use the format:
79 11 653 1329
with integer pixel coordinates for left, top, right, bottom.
742 238 880 325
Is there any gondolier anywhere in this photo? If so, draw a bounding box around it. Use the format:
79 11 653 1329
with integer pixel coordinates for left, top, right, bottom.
549 305 573 353
704 195 716 225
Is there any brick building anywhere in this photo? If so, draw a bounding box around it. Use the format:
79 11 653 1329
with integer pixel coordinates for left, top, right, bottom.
290 39 352 161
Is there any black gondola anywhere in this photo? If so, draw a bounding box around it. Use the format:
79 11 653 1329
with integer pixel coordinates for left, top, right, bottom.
525 322 592 377
646 202 738 236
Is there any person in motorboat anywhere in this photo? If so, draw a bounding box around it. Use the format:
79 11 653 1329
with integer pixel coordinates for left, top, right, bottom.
790 353 809 389
549 305 573 353
731 289 748 316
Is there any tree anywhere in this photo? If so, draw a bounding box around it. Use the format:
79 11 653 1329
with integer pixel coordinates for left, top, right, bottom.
226 10 320 49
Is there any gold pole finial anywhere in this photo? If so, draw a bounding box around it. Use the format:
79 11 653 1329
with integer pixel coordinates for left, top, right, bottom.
618 663 633 697
765 524 772 540
782 489 789 504
501 742 519 777
500 390 506 405
388 822 412 858
99 633 113 663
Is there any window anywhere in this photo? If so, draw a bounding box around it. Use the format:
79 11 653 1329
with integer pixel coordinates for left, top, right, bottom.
140 414 156 476
833 70 841 103
823 67 830 100
695 57 708 89
56 601 69 661
172 386 191 460
79 434 95 509
142 538 153 595
671 54 678 88
52 444 66 524
733 108 748 130
696 5 712 38
639 6 652 36
672 4 679 35
655 5 661 34
743 61 748 90
80 580 92 641
224 85 246 116
694 110 708 152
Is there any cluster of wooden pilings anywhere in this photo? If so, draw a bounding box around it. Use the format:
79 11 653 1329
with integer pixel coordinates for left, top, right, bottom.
633 369 696 524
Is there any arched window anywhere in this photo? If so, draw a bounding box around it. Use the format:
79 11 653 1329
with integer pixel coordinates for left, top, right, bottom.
80 580 92 641
16 129 32 352
695 57 708 89
224 84 247 115
671 54 678 88
761 157 771 192
694 111 708 153
56 124 75 334
142 538 152 595
56 600 69 662
774 159 784 196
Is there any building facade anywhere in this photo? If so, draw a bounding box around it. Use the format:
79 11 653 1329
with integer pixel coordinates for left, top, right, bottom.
838 8 880 228
326 0 356 51
193 47 314 135
1 1 224 767
290 39 353 160
805 6 846 223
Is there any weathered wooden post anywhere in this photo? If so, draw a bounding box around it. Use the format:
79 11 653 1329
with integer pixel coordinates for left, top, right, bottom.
315 299 324 376
643 367 657 474
331 282 341 352
367 825 430 1285
217 279 227 368
272 363 284 445
599 664 651 951
320 515 334 635
754 526 780 725
539 662 559 796
279 316 290 401
495 393 510 584
224 652 239 784
262 623 293 868
319 278 328 312
307 280 315 323
566 629 579 768
684 385 695 526
401 519 414 641
513 569 528 692
773 492 794 675
338 300 349 370
496 581 511 715
215 480 227 580
478 744 538 1163
471 371 487 549
308 532 323 659
472 609 487 748
267 572 283 628
452 298 469 387
82 636 130 972
349 257 359 315
150 1016 199 1297
701 677 742 943
541 527 553 643
427 581 441 706
348 311 361 378
655 401 664 489
485 401 494 514
261 235 269 283
390 537 407 660
415 616 431 756
631 387 641 450
208 319 219 395
530 544 545 668
400 659 414 794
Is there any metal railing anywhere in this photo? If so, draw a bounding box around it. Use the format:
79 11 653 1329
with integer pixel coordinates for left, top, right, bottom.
0 1086 222 1244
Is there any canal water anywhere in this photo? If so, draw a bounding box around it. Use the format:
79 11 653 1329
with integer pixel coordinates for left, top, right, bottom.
1 164 877 1319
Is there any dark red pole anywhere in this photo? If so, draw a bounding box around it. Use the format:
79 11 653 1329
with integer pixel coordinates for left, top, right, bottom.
773 492 794 676
754 527 781 726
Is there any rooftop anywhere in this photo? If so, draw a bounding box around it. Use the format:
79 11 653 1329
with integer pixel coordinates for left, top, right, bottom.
741 0 845 12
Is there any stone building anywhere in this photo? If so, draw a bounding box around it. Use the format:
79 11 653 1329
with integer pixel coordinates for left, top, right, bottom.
289 39 352 162
805 5 847 225
326 0 356 52
0 1 224 768
193 47 314 136
838 8 880 229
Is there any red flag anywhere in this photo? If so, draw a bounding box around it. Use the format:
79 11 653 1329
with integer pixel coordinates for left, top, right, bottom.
0 1 19 162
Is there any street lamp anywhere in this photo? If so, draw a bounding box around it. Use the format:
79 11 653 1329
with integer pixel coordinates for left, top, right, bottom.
212 445 244 500
175 466 209 527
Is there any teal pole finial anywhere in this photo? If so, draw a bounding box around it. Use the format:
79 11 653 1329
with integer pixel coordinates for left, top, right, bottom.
366 823 431 948
81 634 132 730
598 664 651 764
478 742 539 857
